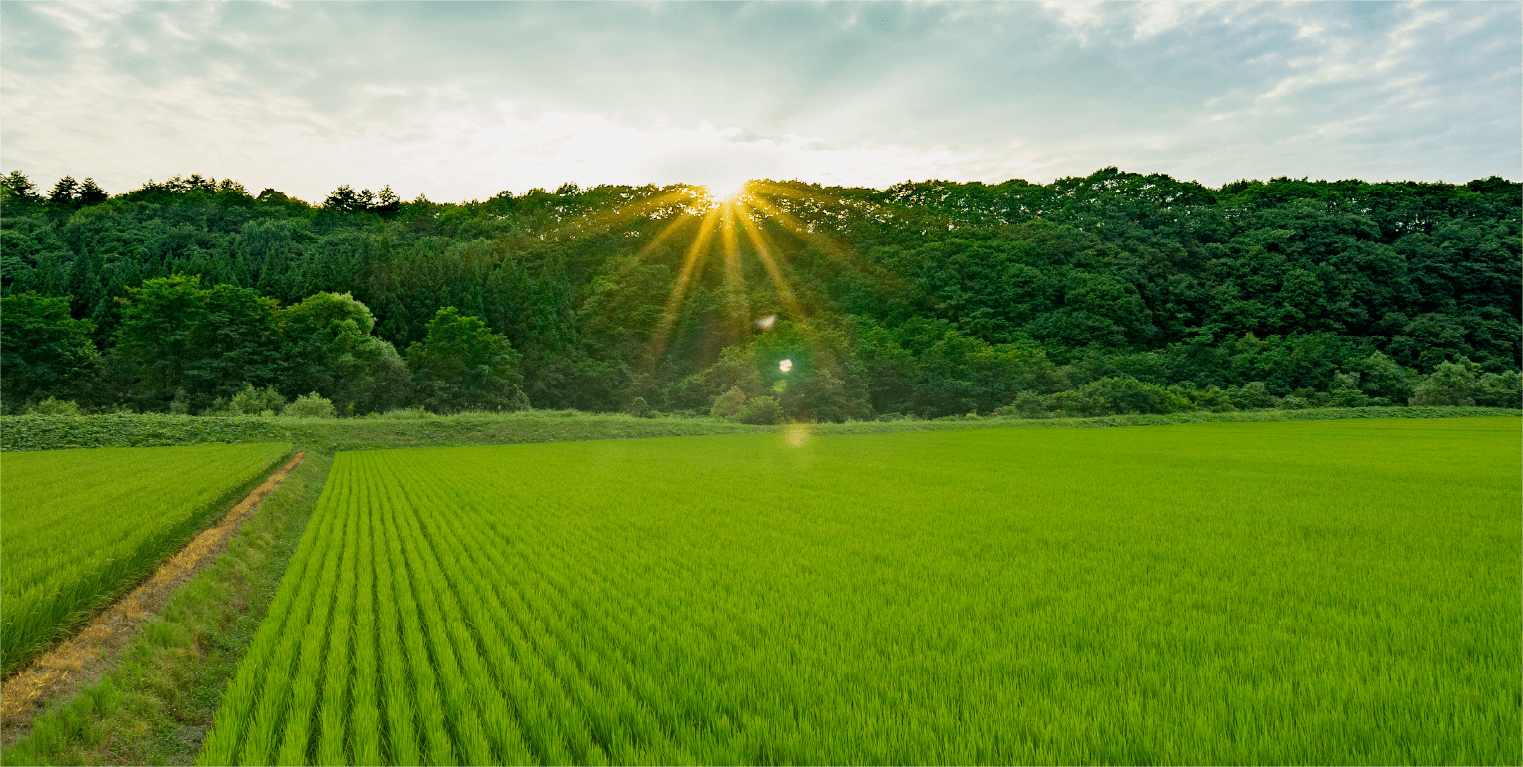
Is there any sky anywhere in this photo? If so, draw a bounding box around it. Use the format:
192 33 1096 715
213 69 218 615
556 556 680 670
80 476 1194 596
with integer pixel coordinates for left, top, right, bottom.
2 1 1519 204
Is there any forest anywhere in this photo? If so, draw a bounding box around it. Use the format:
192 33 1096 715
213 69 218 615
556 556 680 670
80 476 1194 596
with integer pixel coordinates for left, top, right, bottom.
2 167 1519 420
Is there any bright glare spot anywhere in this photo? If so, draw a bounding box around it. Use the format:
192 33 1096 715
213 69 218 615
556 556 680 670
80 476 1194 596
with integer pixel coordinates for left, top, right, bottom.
754 314 778 331
781 423 811 448
779 358 793 373
704 178 750 202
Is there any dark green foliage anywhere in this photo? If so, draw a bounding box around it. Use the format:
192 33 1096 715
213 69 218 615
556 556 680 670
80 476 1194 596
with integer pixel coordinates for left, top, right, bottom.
406 307 526 413
1410 359 1480 406
1 168 1517 417
113 275 283 411
0 292 100 409
623 396 651 418
279 291 406 415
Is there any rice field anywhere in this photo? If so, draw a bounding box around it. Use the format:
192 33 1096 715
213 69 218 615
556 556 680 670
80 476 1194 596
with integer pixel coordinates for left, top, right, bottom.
201 418 1519 765
1 442 292 673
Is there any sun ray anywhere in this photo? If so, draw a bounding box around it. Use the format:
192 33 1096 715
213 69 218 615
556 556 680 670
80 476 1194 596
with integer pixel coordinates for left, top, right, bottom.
717 201 752 342
540 188 692 241
743 191 854 263
642 205 722 373
734 197 805 323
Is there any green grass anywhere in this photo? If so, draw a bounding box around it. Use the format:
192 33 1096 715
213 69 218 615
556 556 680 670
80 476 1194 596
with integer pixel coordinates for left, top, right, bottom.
1 443 292 676
200 417 1520 764
1 452 333 766
0 405 1513 454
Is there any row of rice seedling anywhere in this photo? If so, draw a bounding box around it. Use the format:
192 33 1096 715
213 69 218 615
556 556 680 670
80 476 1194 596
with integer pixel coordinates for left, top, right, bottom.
201 418 1520 764
1 442 291 674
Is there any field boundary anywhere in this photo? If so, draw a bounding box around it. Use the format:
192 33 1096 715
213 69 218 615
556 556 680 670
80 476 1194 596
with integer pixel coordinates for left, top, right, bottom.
1 405 1516 453
0 452 306 737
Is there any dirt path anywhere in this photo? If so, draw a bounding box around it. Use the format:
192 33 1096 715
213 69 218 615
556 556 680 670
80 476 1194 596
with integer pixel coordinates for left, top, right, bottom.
0 451 306 739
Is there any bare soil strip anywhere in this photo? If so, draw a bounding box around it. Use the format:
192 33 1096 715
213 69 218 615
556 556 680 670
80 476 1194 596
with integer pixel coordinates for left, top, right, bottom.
0 451 306 735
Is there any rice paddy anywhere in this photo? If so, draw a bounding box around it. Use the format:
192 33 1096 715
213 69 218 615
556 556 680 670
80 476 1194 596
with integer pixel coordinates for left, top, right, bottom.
1 442 292 674
201 418 1519 765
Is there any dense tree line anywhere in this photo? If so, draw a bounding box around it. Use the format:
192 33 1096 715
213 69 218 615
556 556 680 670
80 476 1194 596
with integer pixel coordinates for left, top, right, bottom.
2 167 1518 419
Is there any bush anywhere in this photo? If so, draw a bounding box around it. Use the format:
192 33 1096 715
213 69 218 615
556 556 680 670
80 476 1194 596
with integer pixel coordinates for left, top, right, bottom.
27 397 80 416
996 392 1051 419
710 386 747 420
1353 351 1414 403
285 392 337 419
1472 371 1521 408
367 406 434 420
624 396 652 418
1230 382 1274 410
1276 395 1309 410
1181 385 1238 413
737 396 783 425
231 384 287 416
1409 360 1477 406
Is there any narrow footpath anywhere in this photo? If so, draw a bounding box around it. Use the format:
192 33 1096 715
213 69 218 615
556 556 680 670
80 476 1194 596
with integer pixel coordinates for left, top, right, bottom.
0 451 307 739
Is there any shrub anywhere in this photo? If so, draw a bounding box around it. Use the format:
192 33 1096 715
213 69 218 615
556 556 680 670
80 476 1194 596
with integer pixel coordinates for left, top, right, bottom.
285 392 337 419
996 392 1051 419
738 396 783 425
1230 382 1274 410
1409 360 1477 406
624 396 652 418
1472 371 1521 408
1353 351 1414 403
231 384 286 416
710 386 747 420
367 406 434 420
28 397 80 416
1276 395 1309 410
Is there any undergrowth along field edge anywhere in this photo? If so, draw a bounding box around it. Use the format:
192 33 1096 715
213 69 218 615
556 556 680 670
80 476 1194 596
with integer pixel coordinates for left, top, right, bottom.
0 405 1515 453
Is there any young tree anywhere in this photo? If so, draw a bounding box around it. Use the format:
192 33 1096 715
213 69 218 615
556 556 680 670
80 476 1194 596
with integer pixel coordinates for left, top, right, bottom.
48 176 79 208
1409 359 1478 406
280 291 409 415
406 307 525 413
1 170 44 213
76 178 109 206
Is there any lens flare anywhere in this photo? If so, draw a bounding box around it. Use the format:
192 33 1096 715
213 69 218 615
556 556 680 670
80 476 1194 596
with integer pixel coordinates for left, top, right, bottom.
779 359 793 373
705 179 750 203
781 423 810 448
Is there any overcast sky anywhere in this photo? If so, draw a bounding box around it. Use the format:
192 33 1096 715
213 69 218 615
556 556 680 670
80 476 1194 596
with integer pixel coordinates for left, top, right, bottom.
3 1 1519 203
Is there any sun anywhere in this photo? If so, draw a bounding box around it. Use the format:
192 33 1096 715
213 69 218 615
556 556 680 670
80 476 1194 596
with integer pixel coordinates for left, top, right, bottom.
534 177 863 375
703 178 751 203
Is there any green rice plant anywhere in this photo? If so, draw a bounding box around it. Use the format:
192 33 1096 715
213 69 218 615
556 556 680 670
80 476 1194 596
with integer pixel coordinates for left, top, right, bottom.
205 418 1520 765
1 442 290 674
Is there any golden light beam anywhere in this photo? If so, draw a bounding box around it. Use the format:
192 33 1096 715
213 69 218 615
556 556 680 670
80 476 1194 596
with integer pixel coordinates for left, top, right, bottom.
642 205 722 373
717 201 752 337
734 197 805 323
743 190 854 263
539 189 692 241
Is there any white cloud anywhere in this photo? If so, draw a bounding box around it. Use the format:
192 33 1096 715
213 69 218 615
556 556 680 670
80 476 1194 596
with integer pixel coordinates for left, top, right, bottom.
2 1 1517 202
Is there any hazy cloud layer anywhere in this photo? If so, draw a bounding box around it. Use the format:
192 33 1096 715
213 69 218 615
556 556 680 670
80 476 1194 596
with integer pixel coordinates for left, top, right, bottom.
3 1 1518 202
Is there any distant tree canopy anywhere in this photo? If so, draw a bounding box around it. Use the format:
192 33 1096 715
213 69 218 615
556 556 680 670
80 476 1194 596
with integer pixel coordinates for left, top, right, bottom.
2 167 1518 417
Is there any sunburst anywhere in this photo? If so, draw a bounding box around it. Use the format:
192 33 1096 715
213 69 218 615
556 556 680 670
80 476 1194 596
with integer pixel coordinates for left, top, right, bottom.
530 178 871 375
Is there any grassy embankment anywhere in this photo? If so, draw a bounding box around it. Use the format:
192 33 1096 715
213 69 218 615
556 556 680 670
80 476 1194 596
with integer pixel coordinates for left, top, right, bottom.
1 453 333 765
205 418 1518 764
1 405 1515 453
